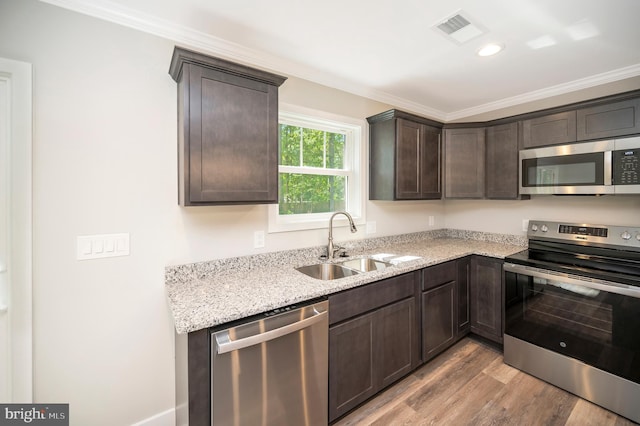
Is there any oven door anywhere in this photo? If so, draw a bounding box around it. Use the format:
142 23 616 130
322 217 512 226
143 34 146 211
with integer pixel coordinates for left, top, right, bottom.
519 140 614 195
504 263 640 384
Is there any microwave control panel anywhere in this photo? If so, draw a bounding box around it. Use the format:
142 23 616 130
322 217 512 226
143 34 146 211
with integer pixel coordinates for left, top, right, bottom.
612 148 640 185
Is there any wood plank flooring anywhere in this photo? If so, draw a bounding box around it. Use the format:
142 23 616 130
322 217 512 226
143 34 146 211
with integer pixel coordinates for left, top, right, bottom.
333 338 638 426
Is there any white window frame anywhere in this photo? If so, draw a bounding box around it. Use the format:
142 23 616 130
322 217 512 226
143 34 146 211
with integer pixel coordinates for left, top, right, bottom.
268 103 366 233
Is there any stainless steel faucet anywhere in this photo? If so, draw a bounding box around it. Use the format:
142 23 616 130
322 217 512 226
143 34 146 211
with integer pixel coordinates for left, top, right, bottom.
327 211 358 259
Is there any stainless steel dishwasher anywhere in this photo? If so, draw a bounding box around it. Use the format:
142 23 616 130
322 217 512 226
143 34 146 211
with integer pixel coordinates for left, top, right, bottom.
211 299 328 426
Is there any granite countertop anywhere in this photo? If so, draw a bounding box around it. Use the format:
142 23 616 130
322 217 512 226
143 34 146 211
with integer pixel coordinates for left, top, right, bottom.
165 229 527 334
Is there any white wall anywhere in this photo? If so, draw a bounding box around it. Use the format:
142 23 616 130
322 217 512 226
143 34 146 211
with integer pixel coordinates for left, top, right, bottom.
445 196 640 235
0 1 444 425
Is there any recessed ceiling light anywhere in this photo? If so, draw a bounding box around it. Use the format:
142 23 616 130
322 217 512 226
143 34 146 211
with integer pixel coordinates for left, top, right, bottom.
477 43 504 57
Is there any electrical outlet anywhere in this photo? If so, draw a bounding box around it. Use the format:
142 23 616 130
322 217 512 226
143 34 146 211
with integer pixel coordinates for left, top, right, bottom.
254 230 265 248
366 221 377 234
522 219 529 232
428 216 435 227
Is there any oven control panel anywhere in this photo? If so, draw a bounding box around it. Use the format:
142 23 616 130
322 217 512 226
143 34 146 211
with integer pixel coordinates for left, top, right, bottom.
528 220 640 249
558 224 608 237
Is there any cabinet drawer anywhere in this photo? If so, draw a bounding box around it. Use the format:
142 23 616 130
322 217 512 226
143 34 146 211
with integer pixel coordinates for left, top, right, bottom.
329 272 417 325
422 260 456 291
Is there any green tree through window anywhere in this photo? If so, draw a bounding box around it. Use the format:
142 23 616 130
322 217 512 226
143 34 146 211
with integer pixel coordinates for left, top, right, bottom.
279 124 347 215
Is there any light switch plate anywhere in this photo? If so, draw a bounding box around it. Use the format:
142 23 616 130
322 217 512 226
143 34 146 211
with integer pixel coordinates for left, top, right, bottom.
77 233 130 260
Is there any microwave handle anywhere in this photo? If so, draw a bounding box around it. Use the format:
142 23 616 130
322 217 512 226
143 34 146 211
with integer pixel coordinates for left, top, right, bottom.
604 150 612 185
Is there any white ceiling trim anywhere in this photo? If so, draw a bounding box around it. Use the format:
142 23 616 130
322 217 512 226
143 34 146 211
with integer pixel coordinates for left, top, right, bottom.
447 63 640 121
40 0 451 119
40 0 453 116
40 0 640 123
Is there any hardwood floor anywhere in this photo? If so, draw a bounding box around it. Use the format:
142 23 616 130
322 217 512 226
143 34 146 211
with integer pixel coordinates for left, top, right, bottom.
333 338 638 426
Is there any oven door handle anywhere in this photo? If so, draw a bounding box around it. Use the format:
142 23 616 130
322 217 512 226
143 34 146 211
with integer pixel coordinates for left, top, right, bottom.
504 263 640 299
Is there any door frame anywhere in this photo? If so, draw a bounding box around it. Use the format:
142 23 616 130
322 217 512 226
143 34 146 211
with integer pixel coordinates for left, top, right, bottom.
0 56 33 402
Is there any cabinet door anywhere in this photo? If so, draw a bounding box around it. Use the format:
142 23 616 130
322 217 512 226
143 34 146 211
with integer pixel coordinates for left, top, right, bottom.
378 298 417 388
329 311 377 421
396 119 422 199
521 111 577 148
456 257 471 336
368 118 396 200
421 282 455 362
396 119 442 200
470 256 503 344
420 125 442 199
577 98 640 140
187 64 279 204
444 128 486 198
486 122 520 199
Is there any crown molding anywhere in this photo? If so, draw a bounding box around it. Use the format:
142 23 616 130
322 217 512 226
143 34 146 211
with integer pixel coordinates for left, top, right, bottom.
39 0 452 120
445 63 640 121
39 0 640 123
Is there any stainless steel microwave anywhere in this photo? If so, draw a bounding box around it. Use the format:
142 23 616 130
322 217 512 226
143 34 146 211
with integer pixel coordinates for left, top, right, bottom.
519 136 640 195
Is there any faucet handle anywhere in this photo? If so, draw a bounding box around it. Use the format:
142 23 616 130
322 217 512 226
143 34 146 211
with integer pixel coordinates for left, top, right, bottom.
334 246 348 258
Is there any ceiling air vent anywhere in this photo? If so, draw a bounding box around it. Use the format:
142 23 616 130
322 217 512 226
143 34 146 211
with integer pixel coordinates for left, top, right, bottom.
437 15 471 35
434 11 486 44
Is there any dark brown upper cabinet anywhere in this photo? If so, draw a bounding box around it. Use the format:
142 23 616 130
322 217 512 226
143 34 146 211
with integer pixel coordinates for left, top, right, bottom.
577 98 640 140
444 127 485 198
169 47 287 206
486 122 522 199
521 111 577 148
367 110 442 200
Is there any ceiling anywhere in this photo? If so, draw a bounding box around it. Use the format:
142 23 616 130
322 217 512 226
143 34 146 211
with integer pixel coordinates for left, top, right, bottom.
42 0 640 121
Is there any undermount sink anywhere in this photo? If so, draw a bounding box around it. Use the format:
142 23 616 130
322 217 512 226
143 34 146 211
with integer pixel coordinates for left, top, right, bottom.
339 258 391 273
296 263 360 280
296 257 392 280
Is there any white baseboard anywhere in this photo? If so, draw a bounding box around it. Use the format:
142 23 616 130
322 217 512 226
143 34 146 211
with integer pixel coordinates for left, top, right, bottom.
131 408 175 426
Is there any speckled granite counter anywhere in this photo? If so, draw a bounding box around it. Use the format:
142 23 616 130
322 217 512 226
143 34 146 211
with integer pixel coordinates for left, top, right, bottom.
165 229 527 334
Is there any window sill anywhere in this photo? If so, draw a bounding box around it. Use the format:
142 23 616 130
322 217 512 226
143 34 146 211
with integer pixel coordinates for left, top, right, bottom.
267 205 365 233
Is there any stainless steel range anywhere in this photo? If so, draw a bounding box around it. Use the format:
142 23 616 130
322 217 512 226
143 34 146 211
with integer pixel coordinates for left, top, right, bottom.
503 220 640 423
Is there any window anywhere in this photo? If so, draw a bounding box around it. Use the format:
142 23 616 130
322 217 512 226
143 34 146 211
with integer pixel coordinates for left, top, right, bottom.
268 105 365 232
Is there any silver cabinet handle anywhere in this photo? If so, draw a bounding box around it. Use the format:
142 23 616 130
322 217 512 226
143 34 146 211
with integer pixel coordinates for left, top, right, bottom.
215 309 327 354
504 263 640 299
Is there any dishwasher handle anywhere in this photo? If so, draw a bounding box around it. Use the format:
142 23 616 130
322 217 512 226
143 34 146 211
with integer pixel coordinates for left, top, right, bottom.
215 308 327 355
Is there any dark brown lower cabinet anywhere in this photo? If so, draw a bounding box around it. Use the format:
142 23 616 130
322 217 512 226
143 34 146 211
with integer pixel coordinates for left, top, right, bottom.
328 272 420 422
470 256 504 343
422 281 455 361
378 299 417 388
456 256 471 335
329 310 376 420
421 257 471 362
